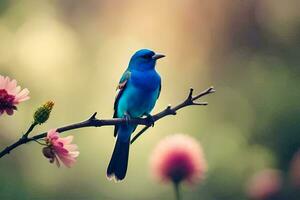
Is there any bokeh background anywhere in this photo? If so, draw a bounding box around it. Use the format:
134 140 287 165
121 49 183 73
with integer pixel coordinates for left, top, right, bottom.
0 0 299 199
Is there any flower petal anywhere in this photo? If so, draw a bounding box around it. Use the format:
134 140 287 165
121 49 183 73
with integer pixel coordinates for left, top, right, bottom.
44 129 79 168
59 136 73 145
15 88 30 103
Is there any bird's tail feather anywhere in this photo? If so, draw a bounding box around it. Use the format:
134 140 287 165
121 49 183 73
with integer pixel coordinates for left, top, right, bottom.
107 136 130 181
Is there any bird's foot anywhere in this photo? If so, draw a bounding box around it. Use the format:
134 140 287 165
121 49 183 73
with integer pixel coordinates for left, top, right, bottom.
124 112 132 126
144 113 155 127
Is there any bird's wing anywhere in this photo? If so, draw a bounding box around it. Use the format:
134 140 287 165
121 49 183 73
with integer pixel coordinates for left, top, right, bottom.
113 70 131 137
157 83 161 99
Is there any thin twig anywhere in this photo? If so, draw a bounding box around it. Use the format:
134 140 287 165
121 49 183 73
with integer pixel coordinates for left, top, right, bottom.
0 87 215 159
32 139 47 146
131 86 215 143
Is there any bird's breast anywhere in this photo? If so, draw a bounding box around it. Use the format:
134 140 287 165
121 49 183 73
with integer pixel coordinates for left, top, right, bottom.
117 70 161 118
130 70 161 91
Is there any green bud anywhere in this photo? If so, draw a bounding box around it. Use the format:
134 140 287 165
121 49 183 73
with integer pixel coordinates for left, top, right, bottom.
33 101 54 125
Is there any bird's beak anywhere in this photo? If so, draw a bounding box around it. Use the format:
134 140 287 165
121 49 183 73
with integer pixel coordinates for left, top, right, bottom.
152 54 165 60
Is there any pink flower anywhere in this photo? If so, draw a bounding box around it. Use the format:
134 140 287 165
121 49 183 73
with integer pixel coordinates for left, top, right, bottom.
43 129 79 168
0 75 30 116
289 150 300 188
150 134 207 184
246 169 282 200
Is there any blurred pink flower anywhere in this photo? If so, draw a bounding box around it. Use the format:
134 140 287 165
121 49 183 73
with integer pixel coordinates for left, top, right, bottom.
0 75 30 116
246 169 282 200
43 129 79 168
290 150 300 188
150 134 207 184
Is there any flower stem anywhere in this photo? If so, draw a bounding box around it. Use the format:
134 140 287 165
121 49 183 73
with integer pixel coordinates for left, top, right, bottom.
23 122 37 138
32 139 47 146
173 182 181 200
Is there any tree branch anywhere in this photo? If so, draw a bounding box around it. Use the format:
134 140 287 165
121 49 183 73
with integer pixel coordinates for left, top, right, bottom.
130 86 215 143
0 87 215 158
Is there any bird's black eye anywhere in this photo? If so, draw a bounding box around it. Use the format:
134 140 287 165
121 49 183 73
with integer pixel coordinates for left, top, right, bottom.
141 54 152 59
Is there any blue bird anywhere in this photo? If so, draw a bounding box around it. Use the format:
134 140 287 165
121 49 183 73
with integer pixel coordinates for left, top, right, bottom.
107 49 165 181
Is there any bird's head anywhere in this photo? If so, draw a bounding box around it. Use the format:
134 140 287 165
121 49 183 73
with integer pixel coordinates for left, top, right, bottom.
128 49 165 71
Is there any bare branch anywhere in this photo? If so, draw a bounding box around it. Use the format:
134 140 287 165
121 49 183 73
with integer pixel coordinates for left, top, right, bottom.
0 86 215 158
131 86 215 144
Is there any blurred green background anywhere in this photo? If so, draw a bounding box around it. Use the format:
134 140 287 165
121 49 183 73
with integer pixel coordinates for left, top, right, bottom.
0 0 299 199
